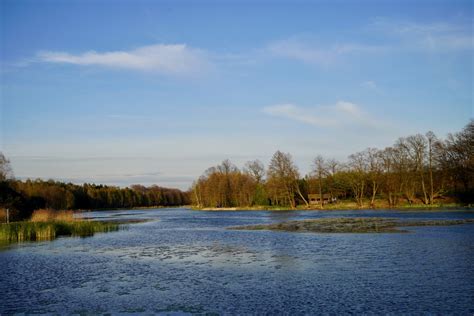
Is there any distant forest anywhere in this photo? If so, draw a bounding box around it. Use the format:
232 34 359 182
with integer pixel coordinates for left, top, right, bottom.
1 120 472 219
192 120 473 208
0 167 190 221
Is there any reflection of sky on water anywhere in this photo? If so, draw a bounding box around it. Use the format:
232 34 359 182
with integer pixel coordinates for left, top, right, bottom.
1 208 473 314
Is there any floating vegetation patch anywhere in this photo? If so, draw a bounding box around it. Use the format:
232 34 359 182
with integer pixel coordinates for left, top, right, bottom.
230 217 474 233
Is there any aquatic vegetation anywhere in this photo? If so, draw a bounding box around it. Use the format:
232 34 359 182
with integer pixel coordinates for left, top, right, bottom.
230 217 474 233
0 220 119 242
30 209 75 222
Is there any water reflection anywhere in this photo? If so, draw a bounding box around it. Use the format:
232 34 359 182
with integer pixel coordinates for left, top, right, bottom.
0 208 473 314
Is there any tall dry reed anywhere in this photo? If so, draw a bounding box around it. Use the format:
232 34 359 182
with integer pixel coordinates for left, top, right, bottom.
0 209 6 223
30 209 75 222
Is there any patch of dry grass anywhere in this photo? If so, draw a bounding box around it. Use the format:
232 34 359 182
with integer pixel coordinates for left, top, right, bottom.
230 217 474 233
0 209 6 223
30 209 75 222
0 209 120 243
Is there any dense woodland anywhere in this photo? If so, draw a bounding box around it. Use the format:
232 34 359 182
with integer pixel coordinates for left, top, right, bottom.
0 158 190 221
192 120 473 208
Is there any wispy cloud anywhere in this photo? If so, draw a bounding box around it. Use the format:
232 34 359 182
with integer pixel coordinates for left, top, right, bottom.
263 104 335 127
334 101 363 118
29 19 473 74
37 44 211 75
361 80 377 89
370 18 474 52
267 19 472 66
106 114 156 122
263 101 381 128
95 171 162 178
267 38 381 65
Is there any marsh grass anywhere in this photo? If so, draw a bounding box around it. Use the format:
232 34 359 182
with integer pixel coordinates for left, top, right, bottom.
0 209 6 223
231 217 474 233
0 220 119 243
30 209 75 222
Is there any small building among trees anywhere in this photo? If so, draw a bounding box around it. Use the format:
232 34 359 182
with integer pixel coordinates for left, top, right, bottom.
308 193 336 205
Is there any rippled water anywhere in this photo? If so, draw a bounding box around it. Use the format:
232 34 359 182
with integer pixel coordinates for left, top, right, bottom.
1 208 473 314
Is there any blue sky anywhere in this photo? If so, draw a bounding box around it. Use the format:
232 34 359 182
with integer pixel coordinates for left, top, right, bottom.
1 0 473 189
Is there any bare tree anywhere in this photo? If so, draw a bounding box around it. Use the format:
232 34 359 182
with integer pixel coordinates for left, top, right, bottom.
244 160 265 183
267 151 302 208
192 160 258 208
405 135 429 204
325 158 340 200
426 131 437 204
0 152 13 181
312 155 327 208
191 180 204 208
348 151 368 207
380 147 402 207
440 120 474 202
365 148 384 208
395 138 417 205
217 159 238 207
190 120 473 208
327 159 339 176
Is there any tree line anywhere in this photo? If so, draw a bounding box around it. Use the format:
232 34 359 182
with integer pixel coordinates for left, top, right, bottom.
192 120 473 208
0 158 190 221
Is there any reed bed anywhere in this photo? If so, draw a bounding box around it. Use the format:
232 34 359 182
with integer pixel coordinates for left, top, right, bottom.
30 209 75 222
0 209 6 223
0 210 119 243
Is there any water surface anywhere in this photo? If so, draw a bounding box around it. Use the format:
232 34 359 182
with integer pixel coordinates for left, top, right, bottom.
1 208 473 314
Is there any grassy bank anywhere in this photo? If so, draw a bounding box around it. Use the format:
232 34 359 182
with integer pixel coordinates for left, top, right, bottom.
193 201 470 212
230 217 474 233
0 209 119 243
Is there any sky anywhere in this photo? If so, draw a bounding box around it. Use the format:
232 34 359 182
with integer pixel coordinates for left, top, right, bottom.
1 0 473 190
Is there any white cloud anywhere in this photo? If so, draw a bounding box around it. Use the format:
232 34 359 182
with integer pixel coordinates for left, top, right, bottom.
267 40 334 65
263 101 380 128
267 19 472 66
361 80 377 89
263 103 336 127
267 39 381 65
370 18 474 52
37 44 211 75
334 101 362 117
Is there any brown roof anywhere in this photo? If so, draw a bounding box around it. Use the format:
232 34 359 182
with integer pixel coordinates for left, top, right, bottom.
308 194 331 199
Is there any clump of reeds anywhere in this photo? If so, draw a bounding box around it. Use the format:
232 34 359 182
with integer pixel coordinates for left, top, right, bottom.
0 209 6 223
0 209 119 243
30 209 75 222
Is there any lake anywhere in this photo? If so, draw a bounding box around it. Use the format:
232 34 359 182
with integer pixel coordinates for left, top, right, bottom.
1 208 473 314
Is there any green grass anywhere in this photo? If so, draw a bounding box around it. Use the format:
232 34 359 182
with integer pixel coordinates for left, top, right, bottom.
0 220 119 243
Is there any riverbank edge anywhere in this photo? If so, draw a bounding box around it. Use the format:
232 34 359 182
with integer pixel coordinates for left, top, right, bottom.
59 203 472 213
191 203 473 212
76 205 186 212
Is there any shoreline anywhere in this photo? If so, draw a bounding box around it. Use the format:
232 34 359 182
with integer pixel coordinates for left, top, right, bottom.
193 203 473 212
56 204 472 213
75 205 189 212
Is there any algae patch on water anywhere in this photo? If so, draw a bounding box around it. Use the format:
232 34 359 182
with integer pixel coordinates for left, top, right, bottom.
230 217 474 233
